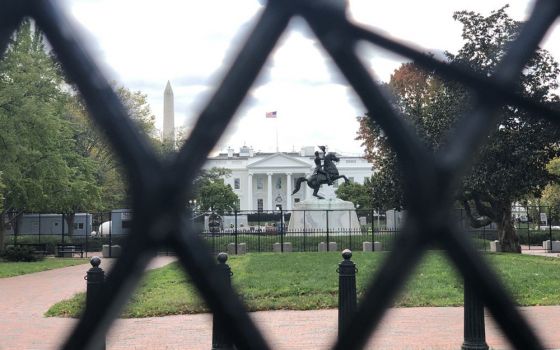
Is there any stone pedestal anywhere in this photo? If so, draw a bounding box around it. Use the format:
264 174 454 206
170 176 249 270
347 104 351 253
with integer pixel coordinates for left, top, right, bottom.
227 243 247 255
329 242 338 251
318 242 327 252
374 241 383 251
238 243 247 254
363 241 372 252
490 240 502 252
102 244 122 258
111 245 122 257
543 240 560 252
273 242 282 252
287 194 360 235
283 242 293 252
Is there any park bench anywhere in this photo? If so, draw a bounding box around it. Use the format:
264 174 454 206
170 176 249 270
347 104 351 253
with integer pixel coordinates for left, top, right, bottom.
55 243 84 258
12 243 48 256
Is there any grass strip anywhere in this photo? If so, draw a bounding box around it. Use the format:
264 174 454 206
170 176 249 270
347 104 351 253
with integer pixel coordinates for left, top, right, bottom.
0 258 88 278
46 251 560 318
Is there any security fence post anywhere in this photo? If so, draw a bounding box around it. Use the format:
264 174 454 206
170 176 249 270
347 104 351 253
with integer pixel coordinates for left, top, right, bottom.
234 210 238 255
462 280 488 350
371 209 375 249
549 206 553 250
212 253 235 350
86 256 106 350
326 210 330 251
280 207 284 252
338 249 357 335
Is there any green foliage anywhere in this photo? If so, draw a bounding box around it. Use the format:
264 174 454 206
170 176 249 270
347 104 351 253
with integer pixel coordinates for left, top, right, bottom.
356 7 560 251
66 84 159 211
46 252 560 318
1 246 43 262
0 172 4 213
541 158 560 211
0 20 73 212
191 168 239 213
0 20 160 220
335 180 372 209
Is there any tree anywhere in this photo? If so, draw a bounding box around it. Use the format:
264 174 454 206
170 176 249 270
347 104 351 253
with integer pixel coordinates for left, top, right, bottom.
191 168 239 214
540 158 560 217
65 83 159 211
356 6 560 252
336 180 373 210
0 20 81 244
0 21 161 244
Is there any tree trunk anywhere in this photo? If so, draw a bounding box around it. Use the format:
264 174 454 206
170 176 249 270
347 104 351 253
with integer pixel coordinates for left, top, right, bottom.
496 202 520 253
65 213 75 237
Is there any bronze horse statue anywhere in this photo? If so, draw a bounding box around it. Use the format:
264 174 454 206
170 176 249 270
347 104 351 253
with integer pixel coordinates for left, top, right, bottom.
292 152 349 199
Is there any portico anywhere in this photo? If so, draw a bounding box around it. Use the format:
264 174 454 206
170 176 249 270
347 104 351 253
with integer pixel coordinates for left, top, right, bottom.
203 147 374 211
246 154 313 211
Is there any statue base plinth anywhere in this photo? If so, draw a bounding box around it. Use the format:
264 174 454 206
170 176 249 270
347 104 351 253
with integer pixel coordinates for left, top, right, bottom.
287 196 360 235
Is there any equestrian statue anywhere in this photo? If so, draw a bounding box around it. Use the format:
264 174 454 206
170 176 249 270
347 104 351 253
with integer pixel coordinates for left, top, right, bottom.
292 146 349 199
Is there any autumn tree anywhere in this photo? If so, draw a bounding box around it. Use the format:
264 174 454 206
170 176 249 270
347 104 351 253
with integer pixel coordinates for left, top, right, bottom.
357 6 560 252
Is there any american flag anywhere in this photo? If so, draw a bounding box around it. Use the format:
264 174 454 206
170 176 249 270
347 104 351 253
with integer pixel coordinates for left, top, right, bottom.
266 111 277 118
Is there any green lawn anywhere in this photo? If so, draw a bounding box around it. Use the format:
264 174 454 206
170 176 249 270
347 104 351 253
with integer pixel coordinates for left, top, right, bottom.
46 251 560 318
0 258 88 278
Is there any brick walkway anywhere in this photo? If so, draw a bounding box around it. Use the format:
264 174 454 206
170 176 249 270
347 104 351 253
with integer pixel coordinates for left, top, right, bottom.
1 255 560 349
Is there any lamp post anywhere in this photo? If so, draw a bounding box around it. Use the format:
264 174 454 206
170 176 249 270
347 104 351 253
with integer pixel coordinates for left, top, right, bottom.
189 199 197 219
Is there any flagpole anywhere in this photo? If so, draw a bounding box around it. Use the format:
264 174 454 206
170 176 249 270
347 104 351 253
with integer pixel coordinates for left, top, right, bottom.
276 117 279 152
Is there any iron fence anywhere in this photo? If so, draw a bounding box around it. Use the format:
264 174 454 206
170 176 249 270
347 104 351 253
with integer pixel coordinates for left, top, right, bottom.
8 207 560 255
2 0 560 349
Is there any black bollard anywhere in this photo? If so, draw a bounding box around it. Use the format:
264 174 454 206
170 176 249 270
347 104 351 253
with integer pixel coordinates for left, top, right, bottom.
338 249 357 335
462 280 489 350
212 252 235 350
86 256 106 350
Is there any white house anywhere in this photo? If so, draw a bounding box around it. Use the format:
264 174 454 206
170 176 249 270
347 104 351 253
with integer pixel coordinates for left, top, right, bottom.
203 146 374 211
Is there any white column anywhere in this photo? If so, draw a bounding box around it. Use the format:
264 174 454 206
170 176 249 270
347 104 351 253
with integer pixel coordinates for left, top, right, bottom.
247 173 253 211
267 172 273 210
286 173 292 210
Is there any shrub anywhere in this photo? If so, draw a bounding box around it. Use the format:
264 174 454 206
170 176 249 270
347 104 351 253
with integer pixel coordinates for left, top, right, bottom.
1 246 44 262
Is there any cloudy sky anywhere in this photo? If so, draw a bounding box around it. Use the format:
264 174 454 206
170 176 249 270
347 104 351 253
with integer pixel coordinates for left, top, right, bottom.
58 0 558 156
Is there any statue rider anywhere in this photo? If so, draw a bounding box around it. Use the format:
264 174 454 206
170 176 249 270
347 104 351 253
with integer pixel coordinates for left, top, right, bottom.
314 145 333 185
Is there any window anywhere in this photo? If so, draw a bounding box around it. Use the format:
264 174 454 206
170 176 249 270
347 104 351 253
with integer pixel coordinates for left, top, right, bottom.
234 178 240 189
276 177 282 189
294 198 300 203
73 223 84 229
257 177 264 190
257 198 263 212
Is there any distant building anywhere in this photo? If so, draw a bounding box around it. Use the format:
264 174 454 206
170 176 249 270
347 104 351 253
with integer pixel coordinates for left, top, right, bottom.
203 146 374 211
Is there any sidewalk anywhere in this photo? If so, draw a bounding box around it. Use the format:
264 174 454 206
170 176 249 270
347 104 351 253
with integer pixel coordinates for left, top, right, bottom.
1 255 560 349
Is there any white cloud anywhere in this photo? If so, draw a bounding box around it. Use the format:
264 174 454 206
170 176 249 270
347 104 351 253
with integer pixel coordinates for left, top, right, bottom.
59 0 558 156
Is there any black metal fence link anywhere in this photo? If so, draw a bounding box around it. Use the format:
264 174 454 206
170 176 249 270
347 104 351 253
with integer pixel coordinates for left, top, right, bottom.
1 0 560 349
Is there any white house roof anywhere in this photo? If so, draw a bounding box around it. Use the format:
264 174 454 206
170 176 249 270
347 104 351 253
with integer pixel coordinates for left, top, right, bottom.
247 153 312 169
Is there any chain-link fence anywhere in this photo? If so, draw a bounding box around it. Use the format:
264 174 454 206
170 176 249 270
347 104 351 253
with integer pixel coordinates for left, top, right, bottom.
3 0 560 349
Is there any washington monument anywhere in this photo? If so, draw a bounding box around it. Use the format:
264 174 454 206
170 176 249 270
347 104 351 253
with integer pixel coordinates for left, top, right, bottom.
163 81 175 144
